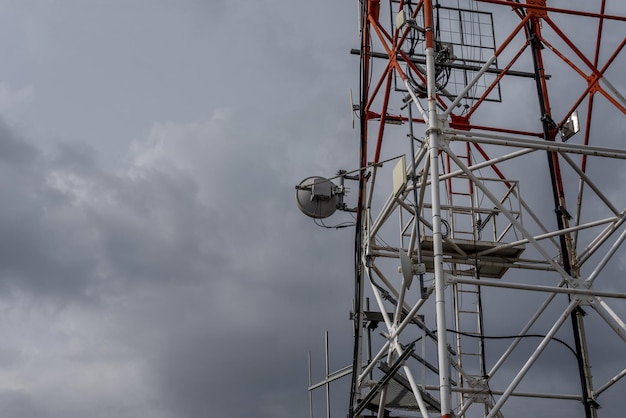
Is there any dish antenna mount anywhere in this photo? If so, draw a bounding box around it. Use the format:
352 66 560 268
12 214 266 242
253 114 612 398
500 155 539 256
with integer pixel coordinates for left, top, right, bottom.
295 172 356 219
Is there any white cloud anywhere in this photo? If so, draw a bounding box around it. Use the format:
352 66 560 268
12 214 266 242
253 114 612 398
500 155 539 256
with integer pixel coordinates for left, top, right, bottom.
0 83 33 112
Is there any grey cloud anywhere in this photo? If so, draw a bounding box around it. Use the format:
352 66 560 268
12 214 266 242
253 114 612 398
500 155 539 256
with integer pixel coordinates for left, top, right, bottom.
0 126 98 300
0 122 37 165
0 91 355 416
0 1 621 418
0 390 44 418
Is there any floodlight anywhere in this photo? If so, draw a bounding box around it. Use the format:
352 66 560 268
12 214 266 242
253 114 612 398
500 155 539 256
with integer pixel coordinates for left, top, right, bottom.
560 110 580 141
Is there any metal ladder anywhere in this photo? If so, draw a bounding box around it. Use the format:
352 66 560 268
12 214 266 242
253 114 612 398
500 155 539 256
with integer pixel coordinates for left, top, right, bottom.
445 143 492 416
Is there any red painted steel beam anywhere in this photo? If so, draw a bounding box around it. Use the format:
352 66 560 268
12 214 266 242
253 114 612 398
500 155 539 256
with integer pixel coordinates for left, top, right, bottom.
476 0 626 22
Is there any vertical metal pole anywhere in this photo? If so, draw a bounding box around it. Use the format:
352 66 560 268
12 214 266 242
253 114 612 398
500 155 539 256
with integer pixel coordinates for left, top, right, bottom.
423 1 452 417
309 352 314 418
365 297 373 382
526 12 596 417
325 331 331 418
408 104 426 298
349 1 373 415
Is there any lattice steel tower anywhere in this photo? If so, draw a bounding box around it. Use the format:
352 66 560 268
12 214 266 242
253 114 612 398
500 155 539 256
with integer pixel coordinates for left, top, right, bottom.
298 1 626 417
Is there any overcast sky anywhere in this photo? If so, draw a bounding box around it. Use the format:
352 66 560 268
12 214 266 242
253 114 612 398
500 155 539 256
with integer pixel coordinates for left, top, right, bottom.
0 1 623 418
0 1 359 417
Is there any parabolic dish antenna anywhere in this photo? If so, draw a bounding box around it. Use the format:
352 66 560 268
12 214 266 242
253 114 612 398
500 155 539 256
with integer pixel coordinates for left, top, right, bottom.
295 176 339 219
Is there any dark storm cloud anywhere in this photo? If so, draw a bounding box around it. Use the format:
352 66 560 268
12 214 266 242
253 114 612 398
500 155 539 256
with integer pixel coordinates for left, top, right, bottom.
35 1 367 407
0 121 36 164
120 109 356 418
87 169 224 286
0 119 223 301
0 87 356 416
0 390 44 418
0 1 392 417
0 122 99 299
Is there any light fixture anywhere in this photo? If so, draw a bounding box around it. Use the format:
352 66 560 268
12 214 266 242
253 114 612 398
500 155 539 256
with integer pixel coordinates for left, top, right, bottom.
560 110 580 141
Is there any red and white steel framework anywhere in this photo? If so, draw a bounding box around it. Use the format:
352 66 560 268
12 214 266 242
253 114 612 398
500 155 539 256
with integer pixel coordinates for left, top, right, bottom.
342 1 626 417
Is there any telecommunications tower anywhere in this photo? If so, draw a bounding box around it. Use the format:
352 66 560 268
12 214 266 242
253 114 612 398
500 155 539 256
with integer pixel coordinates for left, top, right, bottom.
297 1 626 417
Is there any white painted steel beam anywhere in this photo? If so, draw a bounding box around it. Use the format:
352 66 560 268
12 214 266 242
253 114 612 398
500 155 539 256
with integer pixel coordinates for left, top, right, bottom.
486 300 581 418
591 297 626 344
559 151 620 216
447 129 626 159
477 217 617 257
448 276 626 299
594 368 626 397
584 227 626 286
441 142 575 281
578 212 626 266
